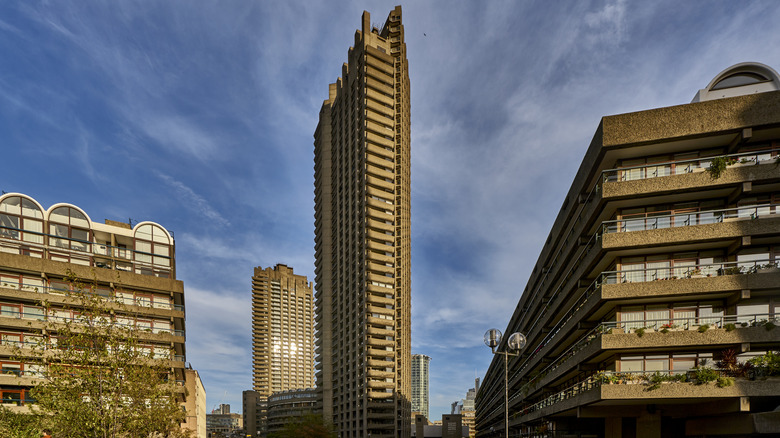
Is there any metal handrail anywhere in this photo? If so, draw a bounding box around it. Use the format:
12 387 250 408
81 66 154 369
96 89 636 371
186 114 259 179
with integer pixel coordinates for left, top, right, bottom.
601 148 778 183
603 203 779 234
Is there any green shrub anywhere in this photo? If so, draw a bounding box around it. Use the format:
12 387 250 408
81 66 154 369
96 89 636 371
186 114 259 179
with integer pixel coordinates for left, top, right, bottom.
698 324 710 333
635 327 645 337
724 323 736 332
716 376 734 387
707 157 728 179
694 366 718 384
765 321 776 331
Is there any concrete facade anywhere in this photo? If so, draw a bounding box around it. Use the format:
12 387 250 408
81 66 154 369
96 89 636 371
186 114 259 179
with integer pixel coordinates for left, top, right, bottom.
0 192 187 414
475 64 780 437
183 367 207 438
242 390 266 438
313 5 411 438
251 264 314 398
265 388 317 435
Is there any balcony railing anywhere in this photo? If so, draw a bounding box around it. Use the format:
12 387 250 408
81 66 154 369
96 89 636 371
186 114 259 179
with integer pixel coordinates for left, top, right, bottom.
480 148 778 409
511 312 779 409
0 280 184 312
602 203 780 234
601 148 778 183
601 259 779 284
0 227 172 278
604 313 780 332
0 338 184 362
0 310 184 338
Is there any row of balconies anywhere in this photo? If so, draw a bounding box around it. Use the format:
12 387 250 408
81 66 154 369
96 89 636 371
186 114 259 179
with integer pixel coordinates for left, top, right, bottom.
478 146 780 428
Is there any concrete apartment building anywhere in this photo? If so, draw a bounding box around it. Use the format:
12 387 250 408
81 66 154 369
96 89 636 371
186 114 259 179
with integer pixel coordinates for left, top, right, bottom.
0 193 186 410
265 388 317 435
475 63 780 437
313 5 411 437
412 354 432 419
242 390 265 438
251 264 314 396
183 367 208 438
249 264 314 437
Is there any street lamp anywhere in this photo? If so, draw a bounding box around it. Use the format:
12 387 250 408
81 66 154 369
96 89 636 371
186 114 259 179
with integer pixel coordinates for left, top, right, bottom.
484 328 526 438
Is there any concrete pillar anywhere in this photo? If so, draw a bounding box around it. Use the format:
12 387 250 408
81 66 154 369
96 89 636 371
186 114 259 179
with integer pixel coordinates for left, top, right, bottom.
637 412 661 438
605 417 622 438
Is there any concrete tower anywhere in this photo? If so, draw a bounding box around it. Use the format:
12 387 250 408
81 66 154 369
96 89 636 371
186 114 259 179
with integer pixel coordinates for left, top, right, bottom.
313 6 411 438
251 264 314 398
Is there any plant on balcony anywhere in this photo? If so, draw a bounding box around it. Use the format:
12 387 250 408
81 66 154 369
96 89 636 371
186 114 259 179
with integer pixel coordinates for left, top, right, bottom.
687 268 702 278
716 376 735 387
707 157 728 179
698 324 710 333
644 371 685 390
749 351 780 376
693 366 718 384
723 266 743 275
724 323 737 331
765 321 777 331
632 327 646 337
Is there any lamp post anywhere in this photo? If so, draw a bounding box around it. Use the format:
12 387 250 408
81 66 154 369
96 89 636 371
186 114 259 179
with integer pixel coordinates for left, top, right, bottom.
484 328 526 438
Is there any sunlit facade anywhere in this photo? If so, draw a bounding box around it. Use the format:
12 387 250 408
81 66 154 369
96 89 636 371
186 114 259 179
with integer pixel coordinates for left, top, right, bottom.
0 192 186 410
251 264 314 398
476 63 780 437
313 5 411 438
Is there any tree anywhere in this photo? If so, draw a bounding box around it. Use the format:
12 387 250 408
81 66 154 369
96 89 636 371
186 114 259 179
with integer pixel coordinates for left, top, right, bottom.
0 405 41 438
268 414 337 438
17 271 190 438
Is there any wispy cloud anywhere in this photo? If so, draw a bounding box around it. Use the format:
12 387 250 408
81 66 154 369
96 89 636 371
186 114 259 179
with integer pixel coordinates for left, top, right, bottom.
155 173 230 227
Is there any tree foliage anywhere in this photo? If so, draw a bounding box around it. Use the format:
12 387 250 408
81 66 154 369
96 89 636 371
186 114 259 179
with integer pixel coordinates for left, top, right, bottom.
0 405 41 438
13 271 190 438
268 414 337 438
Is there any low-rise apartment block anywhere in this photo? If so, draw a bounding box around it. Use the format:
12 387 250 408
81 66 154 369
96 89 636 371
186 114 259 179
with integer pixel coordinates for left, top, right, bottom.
476 63 780 437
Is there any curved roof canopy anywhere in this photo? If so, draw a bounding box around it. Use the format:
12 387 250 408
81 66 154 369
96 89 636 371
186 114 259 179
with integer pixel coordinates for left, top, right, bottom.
692 62 780 102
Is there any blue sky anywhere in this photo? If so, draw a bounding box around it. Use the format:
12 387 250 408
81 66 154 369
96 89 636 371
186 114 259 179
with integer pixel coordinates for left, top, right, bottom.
1 0 780 419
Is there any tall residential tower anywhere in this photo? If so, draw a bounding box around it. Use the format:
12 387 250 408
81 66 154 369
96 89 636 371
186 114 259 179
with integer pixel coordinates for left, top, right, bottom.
251 264 314 397
313 6 411 438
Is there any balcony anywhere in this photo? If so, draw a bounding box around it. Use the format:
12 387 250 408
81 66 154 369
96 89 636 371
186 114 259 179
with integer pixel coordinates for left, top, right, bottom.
0 229 173 278
603 203 780 234
601 148 778 183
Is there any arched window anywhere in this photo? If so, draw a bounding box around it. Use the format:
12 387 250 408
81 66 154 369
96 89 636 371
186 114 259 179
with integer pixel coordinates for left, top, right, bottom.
48 206 91 253
134 224 171 274
711 72 769 90
0 196 44 245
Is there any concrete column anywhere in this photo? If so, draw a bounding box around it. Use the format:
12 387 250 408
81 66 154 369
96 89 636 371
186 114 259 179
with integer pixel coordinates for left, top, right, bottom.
637 412 661 438
605 417 622 438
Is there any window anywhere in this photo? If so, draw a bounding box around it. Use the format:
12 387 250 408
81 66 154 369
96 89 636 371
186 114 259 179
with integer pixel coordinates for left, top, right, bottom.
48 206 91 253
0 196 43 245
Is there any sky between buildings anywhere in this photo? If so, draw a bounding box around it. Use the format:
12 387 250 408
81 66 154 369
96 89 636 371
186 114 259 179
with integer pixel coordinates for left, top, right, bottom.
1 0 779 420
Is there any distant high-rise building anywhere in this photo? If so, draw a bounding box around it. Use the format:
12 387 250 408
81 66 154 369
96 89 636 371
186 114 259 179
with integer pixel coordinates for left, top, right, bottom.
451 378 478 438
313 5 411 438
411 354 431 419
251 264 314 398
